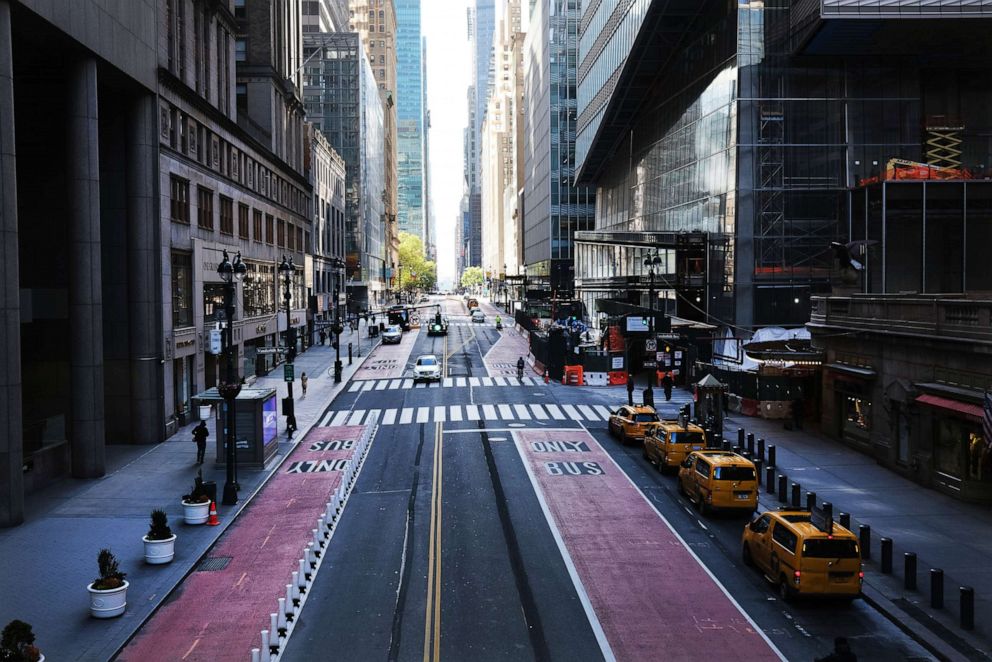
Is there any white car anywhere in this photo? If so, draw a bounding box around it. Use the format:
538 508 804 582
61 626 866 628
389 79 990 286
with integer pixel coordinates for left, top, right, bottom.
471 309 485 323
413 355 442 382
382 325 403 344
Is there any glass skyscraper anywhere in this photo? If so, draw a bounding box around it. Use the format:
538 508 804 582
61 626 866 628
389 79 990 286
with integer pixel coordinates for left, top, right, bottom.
396 0 425 242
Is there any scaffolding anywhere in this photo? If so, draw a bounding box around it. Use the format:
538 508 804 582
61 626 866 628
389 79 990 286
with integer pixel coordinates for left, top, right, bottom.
925 115 964 169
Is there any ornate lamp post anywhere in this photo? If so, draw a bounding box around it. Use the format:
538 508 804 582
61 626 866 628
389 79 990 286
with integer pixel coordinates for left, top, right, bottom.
644 249 663 333
278 256 298 436
217 250 246 505
331 257 345 383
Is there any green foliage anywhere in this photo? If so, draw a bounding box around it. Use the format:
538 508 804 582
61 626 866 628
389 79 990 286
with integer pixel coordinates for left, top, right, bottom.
1 620 40 662
396 233 437 292
182 469 210 504
460 266 484 288
92 549 126 591
147 509 173 541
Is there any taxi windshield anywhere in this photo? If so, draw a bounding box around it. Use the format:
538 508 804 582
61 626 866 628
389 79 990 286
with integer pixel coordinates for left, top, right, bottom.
670 431 704 445
803 539 859 558
713 466 755 481
633 413 659 423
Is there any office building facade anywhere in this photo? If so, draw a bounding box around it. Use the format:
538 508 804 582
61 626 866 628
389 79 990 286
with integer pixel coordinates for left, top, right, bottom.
395 0 426 244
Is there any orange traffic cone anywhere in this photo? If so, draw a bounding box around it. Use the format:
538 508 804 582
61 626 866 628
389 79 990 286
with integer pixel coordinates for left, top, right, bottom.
206 501 220 526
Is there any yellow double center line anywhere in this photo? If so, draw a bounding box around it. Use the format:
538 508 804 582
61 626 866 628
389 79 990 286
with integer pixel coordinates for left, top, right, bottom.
423 421 443 661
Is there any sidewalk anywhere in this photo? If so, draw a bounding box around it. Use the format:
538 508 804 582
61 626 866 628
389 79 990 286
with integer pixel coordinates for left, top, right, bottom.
0 341 378 661
723 407 992 659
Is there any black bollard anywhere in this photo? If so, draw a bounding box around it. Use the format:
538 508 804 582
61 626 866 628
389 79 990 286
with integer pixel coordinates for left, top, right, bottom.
778 474 787 502
904 552 917 590
931 569 944 609
765 466 775 494
960 587 975 630
733 445 742 455
738 428 745 448
746 435 754 456
791 483 801 508
805 491 816 512
767 444 776 468
859 524 871 561
757 438 765 462
754 458 763 485
822 501 833 524
880 538 893 574
722 440 731 451
839 512 851 530
742 449 752 460
348 342 353 365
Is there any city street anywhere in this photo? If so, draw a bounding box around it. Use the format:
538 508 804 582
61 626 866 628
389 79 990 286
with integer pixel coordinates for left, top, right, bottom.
279 297 933 661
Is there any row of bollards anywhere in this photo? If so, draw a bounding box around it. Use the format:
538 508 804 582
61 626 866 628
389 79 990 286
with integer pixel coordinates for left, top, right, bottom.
735 427 975 632
250 424 375 661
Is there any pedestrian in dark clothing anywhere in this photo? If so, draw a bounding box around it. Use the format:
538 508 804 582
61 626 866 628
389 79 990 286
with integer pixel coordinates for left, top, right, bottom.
814 637 856 662
301 372 308 397
627 374 635 406
792 396 804 431
661 373 673 402
192 420 209 465
319 330 327 346
644 386 654 409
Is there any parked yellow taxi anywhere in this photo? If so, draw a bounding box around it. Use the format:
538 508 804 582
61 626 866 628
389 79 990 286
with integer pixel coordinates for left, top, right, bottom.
741 508 863 601
677 451 758 515
607 405 661 445
643 421 707 473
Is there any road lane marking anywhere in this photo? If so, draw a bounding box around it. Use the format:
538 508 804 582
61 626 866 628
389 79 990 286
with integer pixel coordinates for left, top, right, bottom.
449 406 463 422
383 409 397 425
469 377 480 387
562 404 584 421
402 379 414 389
493 376 507 386
417 407 430 424
513 404 531 420
530 404 549 420
443 377 453 388
482 404 498 420
361 381 375 392
423 422 443 662
593 405 613 420
347 409 366 426
456 377 467 387
577 405 599 421
348 382 362 393
498 404 513 420
388 379 402 389
466 405 480 421
375 380 388 390
319 411 334 426
415 383 427 389
433 406 446 422
400 408 414 424
331 411 350 426
482 377 494 387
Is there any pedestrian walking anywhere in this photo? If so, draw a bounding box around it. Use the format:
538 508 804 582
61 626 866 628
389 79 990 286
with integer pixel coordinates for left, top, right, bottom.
644 385 655 409
814 637 856 662
791 393 804 431
192 420 209 465
301 372 308 397
661 372 673 402
319 330 327 346
626 373 635 406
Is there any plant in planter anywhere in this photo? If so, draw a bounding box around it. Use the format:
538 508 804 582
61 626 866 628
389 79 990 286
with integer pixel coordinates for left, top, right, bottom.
1 620 42 662
181 470 212 525
87 549 128 619
142 509 177 565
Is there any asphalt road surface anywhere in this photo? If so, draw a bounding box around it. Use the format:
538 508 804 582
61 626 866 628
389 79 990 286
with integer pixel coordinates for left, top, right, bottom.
282 296 932 662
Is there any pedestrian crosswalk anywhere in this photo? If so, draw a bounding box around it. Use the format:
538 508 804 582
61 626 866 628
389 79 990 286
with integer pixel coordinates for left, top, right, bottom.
318 402 624 427
347 375 539 392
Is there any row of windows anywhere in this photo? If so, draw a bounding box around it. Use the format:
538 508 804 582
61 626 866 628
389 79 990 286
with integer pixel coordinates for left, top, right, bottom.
169 175 309 252
161 103 310 219
165 0 232 114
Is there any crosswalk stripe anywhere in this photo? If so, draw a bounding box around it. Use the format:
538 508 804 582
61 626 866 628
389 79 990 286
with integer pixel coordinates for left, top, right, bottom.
368 409 381 424
494 376 507 386
400 408 414 424
513 404 531 420
443 377 453 388
466 404 480 420
361 381 375 392
456 377 467 387
530 404 548 420
388 379 402 390
348 382 362 393
482 404 497 420
402 379 413 389
449 406 463 421
416 407 430 423
347 409 366 425
414 383 427 389
383 408 397 425
498 404 513 419
375 380 388 390
482 377 494 387
578 405 599 420
469 377 480 387
594 405 614 420
331 411 350 426
562 404 583 421
523 377 535 386
545 404 566 420
319 411 334 426
429 382 440 388
434 406 446 422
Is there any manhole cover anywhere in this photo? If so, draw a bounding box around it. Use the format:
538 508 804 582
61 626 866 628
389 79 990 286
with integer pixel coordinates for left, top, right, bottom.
197 556 232 572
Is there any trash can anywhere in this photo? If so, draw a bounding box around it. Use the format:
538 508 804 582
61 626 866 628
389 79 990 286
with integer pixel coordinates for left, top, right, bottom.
199 404 212 421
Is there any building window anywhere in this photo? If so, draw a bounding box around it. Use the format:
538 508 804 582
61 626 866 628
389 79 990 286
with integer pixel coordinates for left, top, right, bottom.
265 214 274 244
243 262 276 317
234 0 245 18
842 395 870 441
203 283 228 323
170 175 190 224
287 223 295 251
236 83 247 118
238 203 250 239
253 208 263 242
277 219 286 247
297 227 304 251
171 251 193 327
236 38 247 62
197 186 214 230
219 196 234 235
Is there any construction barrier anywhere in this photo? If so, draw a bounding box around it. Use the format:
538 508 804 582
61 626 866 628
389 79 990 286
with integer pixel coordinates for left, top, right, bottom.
563 365 584 386
608 371 627 386
584 371 608 387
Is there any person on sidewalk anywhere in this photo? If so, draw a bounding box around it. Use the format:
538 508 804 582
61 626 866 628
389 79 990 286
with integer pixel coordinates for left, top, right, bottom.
627 373 635 406
814 637 856 662
661 372 673 402
192 421 209 465
644 385 655 409
791 394 804 431
301 372 308 397
319 330 327 346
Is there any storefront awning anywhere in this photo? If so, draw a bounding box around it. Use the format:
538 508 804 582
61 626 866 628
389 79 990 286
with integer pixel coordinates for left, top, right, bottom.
824 363 876 379
915 394 984 422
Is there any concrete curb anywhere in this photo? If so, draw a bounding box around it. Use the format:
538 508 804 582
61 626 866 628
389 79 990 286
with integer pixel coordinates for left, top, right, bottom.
860 583 968 662
109 345 381 660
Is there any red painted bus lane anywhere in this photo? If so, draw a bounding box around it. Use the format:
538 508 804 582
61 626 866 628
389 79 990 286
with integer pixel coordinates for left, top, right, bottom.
119 425 366 662
513 429 783 662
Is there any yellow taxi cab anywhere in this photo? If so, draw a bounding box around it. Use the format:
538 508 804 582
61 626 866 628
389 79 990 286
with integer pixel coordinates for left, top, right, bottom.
607 405 661 445
677 450 758 515
741 508 863 601
643 421 707 473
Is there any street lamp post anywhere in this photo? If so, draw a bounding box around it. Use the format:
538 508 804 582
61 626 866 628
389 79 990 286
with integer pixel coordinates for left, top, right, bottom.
331 257 345 383
644 250 663 333
217 250 247 505
279 256 298 436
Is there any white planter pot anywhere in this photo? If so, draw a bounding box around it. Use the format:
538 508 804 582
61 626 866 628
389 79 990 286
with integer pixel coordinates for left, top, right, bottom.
143 534 177 564
88 580 128 618
199 405 212 420
182 499 210 525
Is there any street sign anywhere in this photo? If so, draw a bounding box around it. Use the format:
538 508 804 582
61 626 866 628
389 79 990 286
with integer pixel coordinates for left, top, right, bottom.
611 356 624 370
645 339 657 352
643 360 657 369
257 347 286 355
284 363 295 382
208 329 222 355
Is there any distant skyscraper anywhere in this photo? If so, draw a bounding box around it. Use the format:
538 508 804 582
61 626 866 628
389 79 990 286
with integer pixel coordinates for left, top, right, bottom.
396 0 425 244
